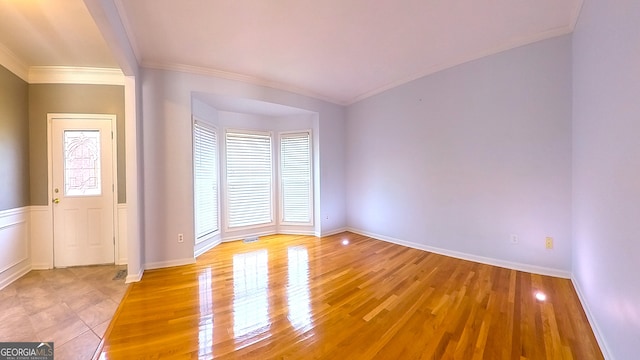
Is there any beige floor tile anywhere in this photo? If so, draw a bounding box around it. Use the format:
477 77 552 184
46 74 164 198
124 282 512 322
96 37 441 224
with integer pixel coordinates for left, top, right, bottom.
41 268 77 284
0 265 127 357
92 320 111 338
0 308 38 342
54 330 100 360
0 295 22 320
0 283 18 300
65 288 110 312
99 283 128 303
14 271 46 290
77 298 119 329
29 303 77 333
20 293 61 315
36 316 90 346
52 279 96 299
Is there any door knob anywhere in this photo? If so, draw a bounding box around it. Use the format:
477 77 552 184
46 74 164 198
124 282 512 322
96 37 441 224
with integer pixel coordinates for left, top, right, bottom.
53 198 60 204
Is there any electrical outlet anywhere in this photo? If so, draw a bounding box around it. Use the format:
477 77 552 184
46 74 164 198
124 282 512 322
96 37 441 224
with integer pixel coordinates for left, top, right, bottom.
178 233 184 243
510 234 519 244
545 237 553 249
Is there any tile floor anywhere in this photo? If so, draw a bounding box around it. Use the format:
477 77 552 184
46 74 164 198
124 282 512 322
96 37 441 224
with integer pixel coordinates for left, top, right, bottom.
0 265 128 360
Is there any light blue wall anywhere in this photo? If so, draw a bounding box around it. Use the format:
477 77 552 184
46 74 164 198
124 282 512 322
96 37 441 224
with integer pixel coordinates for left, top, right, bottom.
572 1 640 358
346 35 573 273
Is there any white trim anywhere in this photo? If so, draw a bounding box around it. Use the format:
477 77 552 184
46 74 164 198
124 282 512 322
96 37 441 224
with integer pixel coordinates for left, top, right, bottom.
116 204 128 265
0 221 29 272
570 0 586 31
320 227 349 238
571 277 613 359
144 258 196 270
278 130 314 227
125 268 144 284
223 129 275 232
278 229 316 236
124 75 142 282
0 43 29 82
29 205 53 269
348 29 574 104
139 28 575 106
47 113 119 268
113 0 142 64
0 263 31 291
221 229 278 243
142 61 339 105
29 66 125 85
194 238 222 258
0 207 30 290
347 227 572 279
0 206 29 218
192 117 221 243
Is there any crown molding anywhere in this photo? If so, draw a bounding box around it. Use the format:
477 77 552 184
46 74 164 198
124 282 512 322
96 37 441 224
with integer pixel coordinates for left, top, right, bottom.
348 25 574 104
28 66 125 85
142 61 345 106
0 43 29 82
570 0 586 31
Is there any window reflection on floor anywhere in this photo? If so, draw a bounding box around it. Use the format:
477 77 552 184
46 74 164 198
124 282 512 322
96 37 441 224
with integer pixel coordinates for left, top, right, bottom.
198 267 214 358
287 246 312 331
233 250 270 341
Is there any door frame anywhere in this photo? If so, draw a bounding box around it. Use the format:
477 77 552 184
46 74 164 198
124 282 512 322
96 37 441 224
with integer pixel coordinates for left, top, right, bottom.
47 113 119 267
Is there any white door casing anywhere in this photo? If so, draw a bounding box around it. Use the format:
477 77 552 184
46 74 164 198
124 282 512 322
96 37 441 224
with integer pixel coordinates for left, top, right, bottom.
50 114 116 267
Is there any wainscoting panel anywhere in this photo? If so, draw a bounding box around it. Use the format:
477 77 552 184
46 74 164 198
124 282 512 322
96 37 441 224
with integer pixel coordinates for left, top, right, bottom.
0 207 30 289
30 205 53 269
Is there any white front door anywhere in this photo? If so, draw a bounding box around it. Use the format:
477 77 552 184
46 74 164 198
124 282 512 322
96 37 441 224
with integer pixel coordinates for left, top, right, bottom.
51 115 115 267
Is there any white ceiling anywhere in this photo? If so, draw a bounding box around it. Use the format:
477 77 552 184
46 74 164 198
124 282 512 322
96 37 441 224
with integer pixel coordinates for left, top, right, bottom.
0 0 583 105
0 0 117 69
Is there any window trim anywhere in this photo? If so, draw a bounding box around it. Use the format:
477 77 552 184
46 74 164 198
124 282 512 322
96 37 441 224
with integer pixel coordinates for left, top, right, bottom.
279 130 314 226
192 117 220 243
223 128 275 232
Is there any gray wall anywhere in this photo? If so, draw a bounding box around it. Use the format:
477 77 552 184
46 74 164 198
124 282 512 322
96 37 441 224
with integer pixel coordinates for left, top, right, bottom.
29 84 126 204
346 35 573 272
0 65 29 211
572 0 640 358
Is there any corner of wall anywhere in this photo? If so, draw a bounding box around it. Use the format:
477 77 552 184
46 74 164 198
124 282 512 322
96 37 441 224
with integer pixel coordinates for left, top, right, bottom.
570 276 613 359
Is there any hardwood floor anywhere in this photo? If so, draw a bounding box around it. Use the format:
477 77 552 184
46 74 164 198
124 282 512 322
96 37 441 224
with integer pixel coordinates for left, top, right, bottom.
97 233 603 359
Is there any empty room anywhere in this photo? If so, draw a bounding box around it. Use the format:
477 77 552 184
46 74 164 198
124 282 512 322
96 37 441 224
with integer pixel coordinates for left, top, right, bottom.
0 0 637 359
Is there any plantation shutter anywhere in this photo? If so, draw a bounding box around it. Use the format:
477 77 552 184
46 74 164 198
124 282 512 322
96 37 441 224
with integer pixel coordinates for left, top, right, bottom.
193 121 219 241
226 131 273 228
280 132 312 224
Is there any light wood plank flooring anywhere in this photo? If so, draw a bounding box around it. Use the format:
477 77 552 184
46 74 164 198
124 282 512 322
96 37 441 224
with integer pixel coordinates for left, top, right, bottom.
97 233 603 359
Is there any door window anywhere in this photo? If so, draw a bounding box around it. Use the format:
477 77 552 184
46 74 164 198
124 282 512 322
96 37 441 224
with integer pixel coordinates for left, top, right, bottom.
63 130 101 196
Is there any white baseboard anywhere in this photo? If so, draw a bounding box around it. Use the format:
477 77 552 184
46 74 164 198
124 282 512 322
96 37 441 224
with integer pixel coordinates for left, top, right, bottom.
0 262 30 291
31 263 51 270
320 227 348 237
117 204 128 265
278 229 316 236
221 230 278 243
0 207 31 290
347 227 571 279
144 258 196 270
571 276 612 359
195 238 222 258
125 268 144 283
